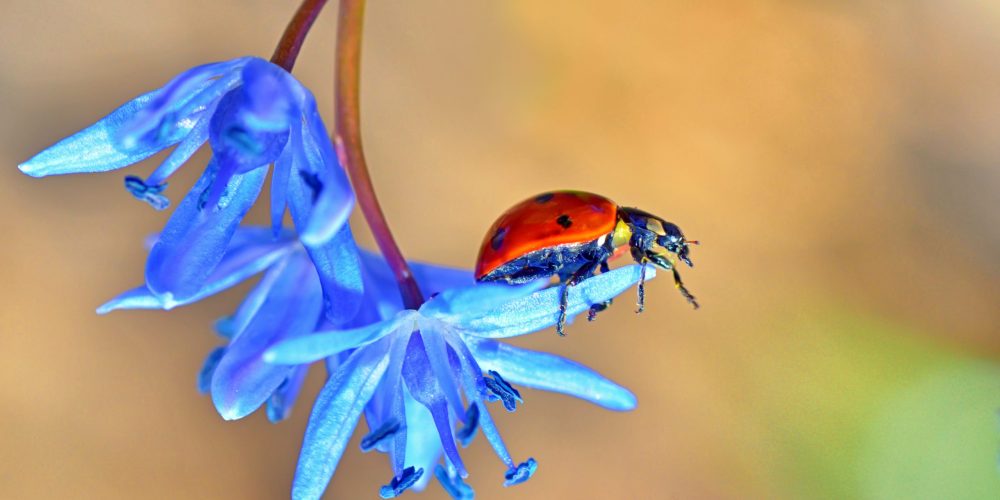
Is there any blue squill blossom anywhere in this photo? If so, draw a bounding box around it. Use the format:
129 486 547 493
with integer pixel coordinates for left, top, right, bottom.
98 225 468 422
20 57 358 321
265 264 652 499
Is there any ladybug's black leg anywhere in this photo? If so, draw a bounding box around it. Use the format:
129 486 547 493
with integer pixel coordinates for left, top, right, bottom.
671 267 699 309
587 298 612 321
557 283 570 336
556 261 601 336
636 261 648 313
588 260 614 320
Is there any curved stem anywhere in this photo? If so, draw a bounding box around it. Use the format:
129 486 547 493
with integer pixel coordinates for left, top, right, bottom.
335 0 425 309
271 0 329 71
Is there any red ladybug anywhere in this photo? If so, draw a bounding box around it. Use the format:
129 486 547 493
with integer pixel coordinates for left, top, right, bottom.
475 191 698 335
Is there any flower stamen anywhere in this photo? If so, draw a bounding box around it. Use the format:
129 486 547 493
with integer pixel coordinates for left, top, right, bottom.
124 175 170 210
484 370 523 412
503 458 538 487
360 418 402 452
379 466 423 499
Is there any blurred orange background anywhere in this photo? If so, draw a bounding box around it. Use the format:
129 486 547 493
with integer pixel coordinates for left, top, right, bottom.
2 1 998 498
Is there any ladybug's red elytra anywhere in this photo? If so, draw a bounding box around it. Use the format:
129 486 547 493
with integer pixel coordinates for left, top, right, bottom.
475 190 698 336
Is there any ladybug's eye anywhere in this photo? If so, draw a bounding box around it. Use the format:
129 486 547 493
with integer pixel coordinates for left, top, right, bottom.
657 234 682 253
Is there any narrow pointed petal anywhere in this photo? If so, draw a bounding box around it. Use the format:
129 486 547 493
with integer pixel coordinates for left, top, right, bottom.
270 137 294 236
360 251 474 297
288 160 363 323
96 286 163 314
211 255 322 420
401 334 467 477
267 365 310 422
462 265 655 338
411 262 475 295
143 103 214 187
219 252 290 341
292 344 390 500
18 90 193 177
99 233 292 313
402 390 442 492
448 337 514 468
435 464 474 500
472 401 514 469
357 252 474 318
118 59 248 150
421 280 548 322
197 347 226 394
145 162 267 304
472 341 636 411
297 100 354 246
264 313 410 365
418 325 467 419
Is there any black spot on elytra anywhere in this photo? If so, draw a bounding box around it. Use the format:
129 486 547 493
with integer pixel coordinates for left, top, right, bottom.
556 214 573 228
535 193 555 203
491 226 509 250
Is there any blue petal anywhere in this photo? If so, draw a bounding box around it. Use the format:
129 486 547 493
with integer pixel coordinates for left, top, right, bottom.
435 464 474 500
211 254 322 420
99 225 292 313
267 365 310 423
402 334 467 478
96 286 163 314
145 162 267 305
411 262 475 295
297 96 354 247
421 280 548 323
214 316 236 339
461 265 655 338
143 100 215 187
402 390 442 492
292 343 390 500
197 347 226 394
18 90 193 177
418 325 466 419
118 58 248 150
360 249 476 302
222 251 291 339
264 313 410 365
288 163 363 323
471 340 636 411
447 337 514 469
239 59 295 133
270 133 294 236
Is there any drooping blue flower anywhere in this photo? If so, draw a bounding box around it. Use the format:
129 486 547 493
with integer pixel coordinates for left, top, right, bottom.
20 57 358 321
265 262 651 499
99 225 470 422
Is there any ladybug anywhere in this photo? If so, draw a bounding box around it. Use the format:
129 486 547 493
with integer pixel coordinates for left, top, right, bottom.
475 190 698 336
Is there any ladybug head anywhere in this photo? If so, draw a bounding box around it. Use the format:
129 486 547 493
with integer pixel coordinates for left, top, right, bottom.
617 207 697 269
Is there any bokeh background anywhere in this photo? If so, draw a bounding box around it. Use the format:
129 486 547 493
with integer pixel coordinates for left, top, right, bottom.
2 0 999 498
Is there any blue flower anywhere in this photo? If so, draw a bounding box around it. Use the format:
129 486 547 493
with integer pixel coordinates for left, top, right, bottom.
265 263 651 499
20 57 358 321
99 226 469 422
